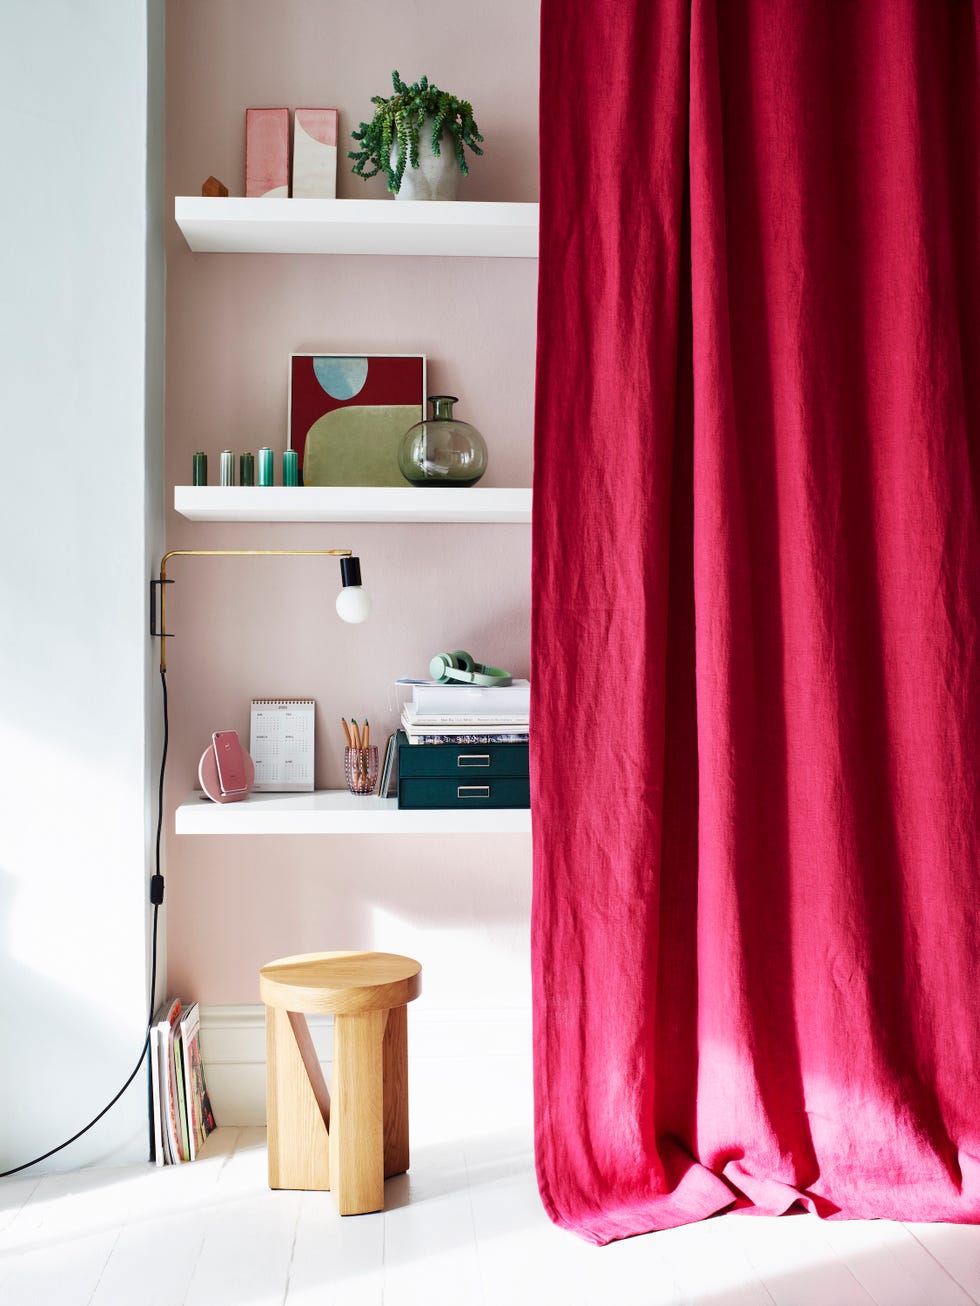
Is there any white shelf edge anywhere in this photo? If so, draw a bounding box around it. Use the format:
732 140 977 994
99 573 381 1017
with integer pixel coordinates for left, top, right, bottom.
175 789 532 835
174 485 532 524
174 197 539 258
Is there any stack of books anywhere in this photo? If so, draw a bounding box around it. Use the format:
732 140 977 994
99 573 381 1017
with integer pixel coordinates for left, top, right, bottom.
150 998 216 1165
401 678 530 745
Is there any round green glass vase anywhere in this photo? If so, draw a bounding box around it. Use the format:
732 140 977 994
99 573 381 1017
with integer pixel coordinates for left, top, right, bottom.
398 395 488 487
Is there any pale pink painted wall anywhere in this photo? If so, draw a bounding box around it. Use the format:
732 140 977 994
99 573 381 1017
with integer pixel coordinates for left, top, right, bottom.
164 0 538 1005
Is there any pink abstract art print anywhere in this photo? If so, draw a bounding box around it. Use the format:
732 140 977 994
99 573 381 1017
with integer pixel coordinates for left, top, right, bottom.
245 108 289 198
293 108 338 199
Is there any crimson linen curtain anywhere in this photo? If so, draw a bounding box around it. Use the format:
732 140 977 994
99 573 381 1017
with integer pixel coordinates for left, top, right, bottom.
531 0 980 1244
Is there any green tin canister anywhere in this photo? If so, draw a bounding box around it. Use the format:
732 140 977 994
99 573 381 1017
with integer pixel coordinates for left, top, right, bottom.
258 447 274 486
240 452 255 486
192 451 207 486
283 449 299 487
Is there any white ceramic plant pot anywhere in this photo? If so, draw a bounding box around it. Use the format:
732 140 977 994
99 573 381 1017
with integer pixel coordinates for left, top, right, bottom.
392 118 461 201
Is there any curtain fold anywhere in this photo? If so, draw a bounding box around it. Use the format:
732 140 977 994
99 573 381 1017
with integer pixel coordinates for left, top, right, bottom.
532 0 980 1244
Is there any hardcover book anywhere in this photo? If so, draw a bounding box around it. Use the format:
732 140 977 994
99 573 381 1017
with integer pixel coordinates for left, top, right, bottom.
408 678 530 715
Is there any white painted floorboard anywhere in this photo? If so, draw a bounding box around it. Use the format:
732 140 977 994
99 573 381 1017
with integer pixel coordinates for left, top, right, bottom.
1 1054 979 1305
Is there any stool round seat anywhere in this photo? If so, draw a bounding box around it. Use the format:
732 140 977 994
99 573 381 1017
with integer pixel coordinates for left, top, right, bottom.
259 950 422 1015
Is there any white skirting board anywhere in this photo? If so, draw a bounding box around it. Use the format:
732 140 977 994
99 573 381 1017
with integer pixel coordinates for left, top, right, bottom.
199 1002 532 1126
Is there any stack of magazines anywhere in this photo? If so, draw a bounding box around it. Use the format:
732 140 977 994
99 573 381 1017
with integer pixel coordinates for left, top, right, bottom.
150 998 216 1164
400 678 530 745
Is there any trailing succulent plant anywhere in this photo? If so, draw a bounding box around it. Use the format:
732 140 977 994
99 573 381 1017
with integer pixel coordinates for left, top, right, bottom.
349 70 484 194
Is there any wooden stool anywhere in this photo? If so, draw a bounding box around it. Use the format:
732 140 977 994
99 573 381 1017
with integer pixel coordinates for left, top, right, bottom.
259 950 422 1215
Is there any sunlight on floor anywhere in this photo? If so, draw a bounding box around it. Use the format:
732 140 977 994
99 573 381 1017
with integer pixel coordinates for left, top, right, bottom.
2 1056 979 1306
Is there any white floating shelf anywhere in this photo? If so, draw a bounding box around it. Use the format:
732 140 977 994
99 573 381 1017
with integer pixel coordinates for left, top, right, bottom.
174 485 532 524
176 790 531 835
175 197 539 258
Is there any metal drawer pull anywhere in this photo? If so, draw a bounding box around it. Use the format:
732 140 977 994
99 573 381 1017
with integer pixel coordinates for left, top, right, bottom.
458 785 491 798
457 754 491 768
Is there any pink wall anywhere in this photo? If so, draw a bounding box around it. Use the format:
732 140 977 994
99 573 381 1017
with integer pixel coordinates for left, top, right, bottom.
164 0 538 1005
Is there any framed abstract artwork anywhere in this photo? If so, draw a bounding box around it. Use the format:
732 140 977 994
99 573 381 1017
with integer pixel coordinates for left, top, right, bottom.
245 108 290 198
292 109 338 199
288 354 426 486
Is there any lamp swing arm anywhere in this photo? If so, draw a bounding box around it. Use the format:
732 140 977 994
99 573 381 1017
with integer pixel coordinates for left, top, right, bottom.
149 548 356 673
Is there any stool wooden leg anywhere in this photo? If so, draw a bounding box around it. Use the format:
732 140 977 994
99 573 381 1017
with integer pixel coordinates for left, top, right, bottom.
383 1004 410 1178
265 1006 330 1191
330 1008 386 1215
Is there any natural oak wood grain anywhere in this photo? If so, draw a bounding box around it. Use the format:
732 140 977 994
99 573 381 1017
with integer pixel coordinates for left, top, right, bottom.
330 1010 387 1215
259 951 422 1015
287 1010 333 1130
265 1005 329 1191
383 1004 410 1178
260 950 422 1215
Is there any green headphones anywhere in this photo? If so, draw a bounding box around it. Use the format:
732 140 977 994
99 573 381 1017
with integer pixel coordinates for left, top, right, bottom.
429 650 513 687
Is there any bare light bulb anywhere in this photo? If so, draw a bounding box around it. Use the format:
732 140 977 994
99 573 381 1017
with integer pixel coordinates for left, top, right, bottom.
336 584 371 623
335 555 371 623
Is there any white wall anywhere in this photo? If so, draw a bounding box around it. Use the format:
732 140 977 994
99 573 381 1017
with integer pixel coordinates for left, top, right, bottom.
0 0 165 1170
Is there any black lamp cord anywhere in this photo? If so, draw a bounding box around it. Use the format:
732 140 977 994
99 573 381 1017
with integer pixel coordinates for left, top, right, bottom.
0 669 169 1179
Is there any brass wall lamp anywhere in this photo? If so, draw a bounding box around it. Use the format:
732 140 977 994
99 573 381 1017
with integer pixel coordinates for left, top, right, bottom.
149 548 371 672
0 548 370 1175
10 548 376 1175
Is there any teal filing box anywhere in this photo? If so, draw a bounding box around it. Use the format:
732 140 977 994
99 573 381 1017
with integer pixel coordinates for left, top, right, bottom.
396 730 530 809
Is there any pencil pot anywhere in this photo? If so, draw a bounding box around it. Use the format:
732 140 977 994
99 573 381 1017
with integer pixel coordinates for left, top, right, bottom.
344 746 379 795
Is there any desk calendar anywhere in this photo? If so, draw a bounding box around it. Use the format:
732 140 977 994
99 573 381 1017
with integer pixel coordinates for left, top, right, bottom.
249 699 315 791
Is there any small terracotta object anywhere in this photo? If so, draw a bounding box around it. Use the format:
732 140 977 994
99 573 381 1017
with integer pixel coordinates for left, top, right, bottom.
201 175 229 197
